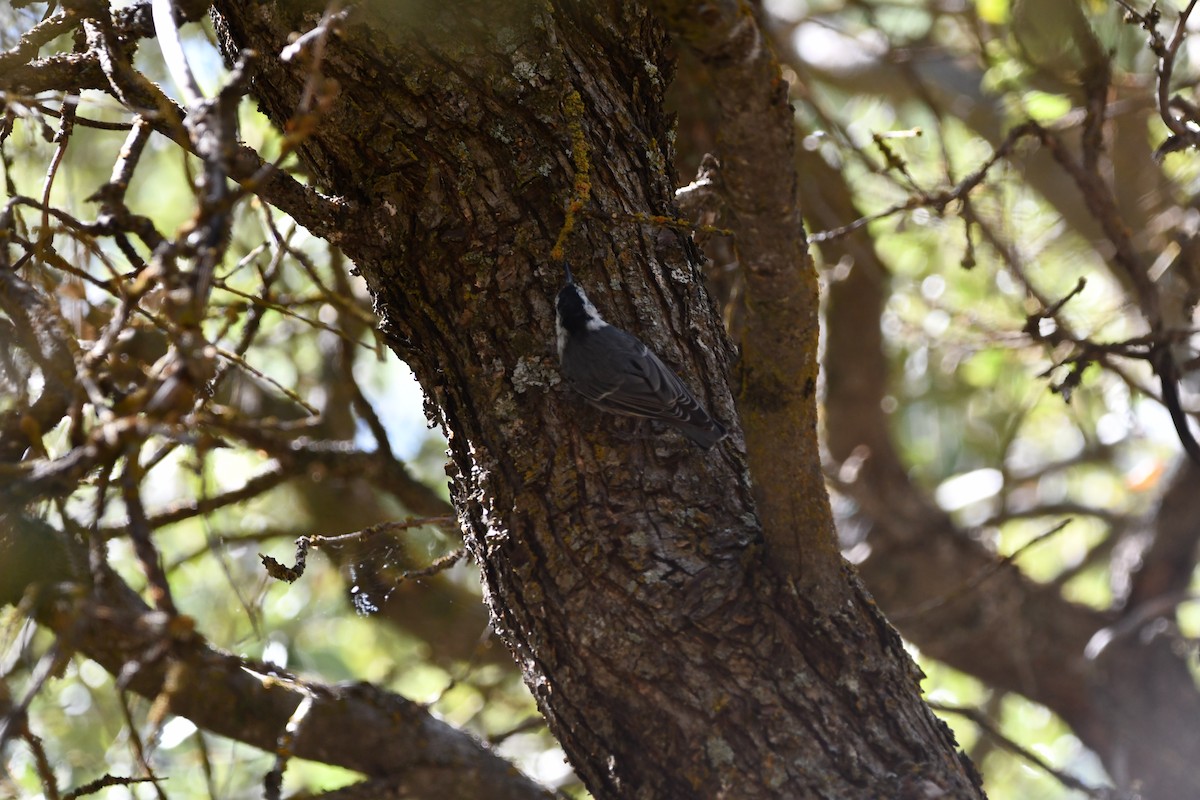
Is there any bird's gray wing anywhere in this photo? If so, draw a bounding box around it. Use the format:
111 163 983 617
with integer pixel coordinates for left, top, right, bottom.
567 328 706 424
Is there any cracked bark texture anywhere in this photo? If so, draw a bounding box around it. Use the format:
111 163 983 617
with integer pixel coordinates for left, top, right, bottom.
210 1 982 797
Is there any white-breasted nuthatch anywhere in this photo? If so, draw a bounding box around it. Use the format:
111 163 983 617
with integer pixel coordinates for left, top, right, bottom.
555 263 727 449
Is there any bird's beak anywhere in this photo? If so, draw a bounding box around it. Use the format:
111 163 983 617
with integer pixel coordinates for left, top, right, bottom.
563 260 574 284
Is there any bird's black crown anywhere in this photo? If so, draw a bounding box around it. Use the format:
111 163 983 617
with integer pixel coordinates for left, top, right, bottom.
556 283 594 335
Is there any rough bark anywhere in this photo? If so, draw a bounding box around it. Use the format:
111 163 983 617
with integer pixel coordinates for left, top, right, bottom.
210 1 983 797
650 1 840 590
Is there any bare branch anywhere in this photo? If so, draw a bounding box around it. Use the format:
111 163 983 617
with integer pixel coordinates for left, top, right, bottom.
31 577 552 800
929 703 1123 799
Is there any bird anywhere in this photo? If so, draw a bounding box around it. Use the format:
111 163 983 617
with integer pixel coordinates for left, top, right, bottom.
555 262 727 449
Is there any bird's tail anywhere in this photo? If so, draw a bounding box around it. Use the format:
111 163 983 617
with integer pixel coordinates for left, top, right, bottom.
672 416 727 450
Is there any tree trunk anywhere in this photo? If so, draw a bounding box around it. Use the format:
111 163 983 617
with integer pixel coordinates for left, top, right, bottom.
211 2 983 796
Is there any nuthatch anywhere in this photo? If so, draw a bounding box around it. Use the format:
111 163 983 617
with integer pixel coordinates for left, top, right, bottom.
555 263 726 449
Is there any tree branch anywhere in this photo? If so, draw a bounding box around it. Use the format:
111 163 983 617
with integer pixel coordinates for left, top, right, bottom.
19 551 551 800
651 0 840 588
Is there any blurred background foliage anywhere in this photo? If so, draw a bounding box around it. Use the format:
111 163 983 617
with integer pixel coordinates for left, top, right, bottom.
3 0 1200 798
752 0 1198 796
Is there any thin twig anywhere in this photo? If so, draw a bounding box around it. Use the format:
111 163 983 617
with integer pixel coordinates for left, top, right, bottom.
929 702 1123 798
115 690 169 800
264 692 315 800
890 520 1073 622
152 0 204 106
810 122 1041 243
260 518 458 583
64 775 158 800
